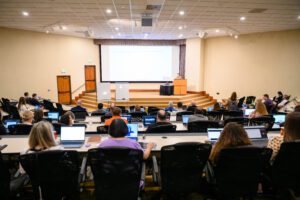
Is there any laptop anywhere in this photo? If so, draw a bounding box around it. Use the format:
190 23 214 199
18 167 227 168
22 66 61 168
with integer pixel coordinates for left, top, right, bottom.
143 116 156 127
244 109 255 117
272 114 286 130
4 119 20 129
48 112 59 121
126 124 138 141
60 126 85 148
121 115 132 123
73 111 87 122
182 115 190 125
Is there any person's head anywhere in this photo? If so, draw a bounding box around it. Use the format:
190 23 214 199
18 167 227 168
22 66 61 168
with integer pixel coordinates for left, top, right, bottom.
22 110 34 124
168 101 173 108
190 100 196 107
24 92 29 97
263 94 269 100
213 102 221 111
32 93 37 99
76 100 82 106
59 111 75 126
28 121 56 150
230 92 237 101
255 99 268 115
278 91 283 97
210 122 251 163
34 109 44 123
283 94 290 100
112 107 122 116
157 110 167 122
294 105 300 112
283 112 300 142
108 118 128 138
18 97 26 109
135 105 141 112
110 103 115 109
177 102 183 109
97 103 103 110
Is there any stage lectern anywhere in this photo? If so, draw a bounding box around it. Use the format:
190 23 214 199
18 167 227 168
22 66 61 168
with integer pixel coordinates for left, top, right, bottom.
173 79 187 95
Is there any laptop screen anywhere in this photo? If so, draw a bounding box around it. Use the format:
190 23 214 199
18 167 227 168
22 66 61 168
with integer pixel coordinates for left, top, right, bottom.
121 115 132 123
245 128 262 139
182 115 190 124
48 112 59 120
207 128 223 140
4 119 19 128
244 109 255 116
60 126 85 141
126 124 138 140
143 116 156 126
272 114 286 129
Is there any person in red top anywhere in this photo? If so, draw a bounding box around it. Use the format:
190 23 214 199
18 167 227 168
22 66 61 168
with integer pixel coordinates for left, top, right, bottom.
104 107 127 126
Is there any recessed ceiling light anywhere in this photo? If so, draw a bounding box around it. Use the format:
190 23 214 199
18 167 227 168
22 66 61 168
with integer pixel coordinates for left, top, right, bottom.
178 26 183 30
298 15 300 19
61 26 67 30
234 35 239 39
178 34 183 38
144 33 149 37
46 30 49 34
106 9 112 14
179 11 185 16
110 36 114 39
22 11 29 16
240 16 246 21
115 27 119 31
215 29 220 33
118 33 121 36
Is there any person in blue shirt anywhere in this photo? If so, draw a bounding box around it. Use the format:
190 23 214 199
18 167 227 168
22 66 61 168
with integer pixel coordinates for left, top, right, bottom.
71 100 88 115
165 101 176 112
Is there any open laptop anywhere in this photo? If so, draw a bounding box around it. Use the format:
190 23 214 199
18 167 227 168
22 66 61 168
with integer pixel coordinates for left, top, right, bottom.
182 115 190 125
121 115 132 123
4 119 20 129
73 111 87 122
244 109 255 117
126 124 138 141
60 126 85 148
272 114 286 130
48 112 59 122
143 116 156 127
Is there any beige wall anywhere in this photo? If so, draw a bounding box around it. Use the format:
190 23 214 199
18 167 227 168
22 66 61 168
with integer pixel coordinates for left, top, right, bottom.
204 29 300 101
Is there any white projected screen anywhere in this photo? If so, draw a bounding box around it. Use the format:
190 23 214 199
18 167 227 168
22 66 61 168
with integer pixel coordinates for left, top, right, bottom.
101 45 180 82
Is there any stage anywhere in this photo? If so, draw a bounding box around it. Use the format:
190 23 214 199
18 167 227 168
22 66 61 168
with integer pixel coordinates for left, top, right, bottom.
77 90 216 111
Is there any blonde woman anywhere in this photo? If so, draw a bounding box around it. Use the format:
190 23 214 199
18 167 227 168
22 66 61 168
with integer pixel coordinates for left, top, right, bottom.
17 97 30 115
249 99 268 118
21 110 34 125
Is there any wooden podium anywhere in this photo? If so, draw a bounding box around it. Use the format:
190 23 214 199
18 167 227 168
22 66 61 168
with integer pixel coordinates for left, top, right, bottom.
173 79 187 95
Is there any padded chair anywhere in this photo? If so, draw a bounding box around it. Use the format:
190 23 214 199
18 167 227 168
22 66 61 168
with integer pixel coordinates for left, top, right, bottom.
148 106 160 114
72 123 87 128
1 98 10 113
272 142 300 196
73 110 87 121
55 103 66 115
187 120 220 133
153 142 212 198
19 150 80 200
249 116 275 132
97 125 109 133
51 122 62 135
146 124 177 133
8 106 21 120
101 115 112 123
213 147 272 199
246 96 256 105
116 106 126 113
0 152 10 200
91 112 105 116
176 111 194 121
43 100 56 112
8 124 32 135
206 111 223 121
222 110 244 120
88 148 144 200
238 96 246 108
130 112 147 122
224 117 249 126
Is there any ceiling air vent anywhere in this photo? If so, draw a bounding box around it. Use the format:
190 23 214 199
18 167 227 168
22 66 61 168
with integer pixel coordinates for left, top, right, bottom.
248 8 267 13
146 5 162 11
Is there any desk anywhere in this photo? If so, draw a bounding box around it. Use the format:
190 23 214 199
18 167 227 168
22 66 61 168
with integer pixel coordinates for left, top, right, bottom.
160 85 174 96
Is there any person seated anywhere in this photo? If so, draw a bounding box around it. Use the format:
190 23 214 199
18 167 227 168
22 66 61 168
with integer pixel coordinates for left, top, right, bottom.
17 97 30 115
99 118 154 160
212 102 221 111
24 92 31 104
59 111 75 126
188 108 208 123
249 99 268 118
273 91 284 105
277 94 290 111
165 101 176 112
187 100 197 112
177 102 185 111
209 122 252 165
21 110 34 125
262 94 273 113
105 103 115 117
33 109 44 123
104 107 128 126
133 105 144 112
0 112 7 135
71 100 88 115
222 92 239 111
146 110 172 132
92 103 107 115
29 93 41 106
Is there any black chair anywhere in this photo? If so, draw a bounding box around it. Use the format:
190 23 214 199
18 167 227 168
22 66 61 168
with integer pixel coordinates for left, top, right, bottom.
206 111 223 121
91 112 105 116
73 110 87 121
146 124 177 133
8 106 21 120
224 117 249 126
238 96 246 108
88 148 144 200
249 116 275 132
97 125 109 133
272 142 300 197
8 124 32 135
43 100 56 112
19 150 80 200
116 106 126 113
101 115 112 123
213 147 272 199
55 103 66 115
148 106 160 114
0 152 10 200
130 112 147 122
73 123 87 128
246 96 256 105
51 122 62 135
153 142 212 198
187 120 219 132
223 110 244 120
1 98 10 113
176 111 194 121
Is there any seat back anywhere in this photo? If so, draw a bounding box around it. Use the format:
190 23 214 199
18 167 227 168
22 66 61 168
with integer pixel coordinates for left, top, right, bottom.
8 124 32 135
91 112 105 116
187 120 219 133
51 122 62 135
161 142 212 195
249 116 275 131
147 124 177 133
1 98 10 113
73 111 87 121
224 117 249 126
88 148 143 200
176 111 194 121
238 97 246 108
206 111 223 121
55 103 65 115
43 100 56 112
0 152 10 200
8 105 21 120
19 150 80 200
130 112 147 122
246 96 256 105
148 106 160 114
272 142 300 195
214 147 272 198
223 110 244 120
101 115 112 123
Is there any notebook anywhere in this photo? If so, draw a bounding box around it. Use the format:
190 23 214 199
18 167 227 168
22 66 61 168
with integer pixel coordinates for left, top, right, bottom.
126 124 138 141
60 126 85 148
143 116 156 127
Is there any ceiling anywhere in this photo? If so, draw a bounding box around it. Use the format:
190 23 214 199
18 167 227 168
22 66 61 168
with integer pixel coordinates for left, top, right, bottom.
0 0 300 39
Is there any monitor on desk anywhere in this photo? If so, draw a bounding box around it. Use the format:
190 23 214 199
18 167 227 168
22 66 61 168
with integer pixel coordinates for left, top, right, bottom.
143 116 156 126
126 124 138 141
